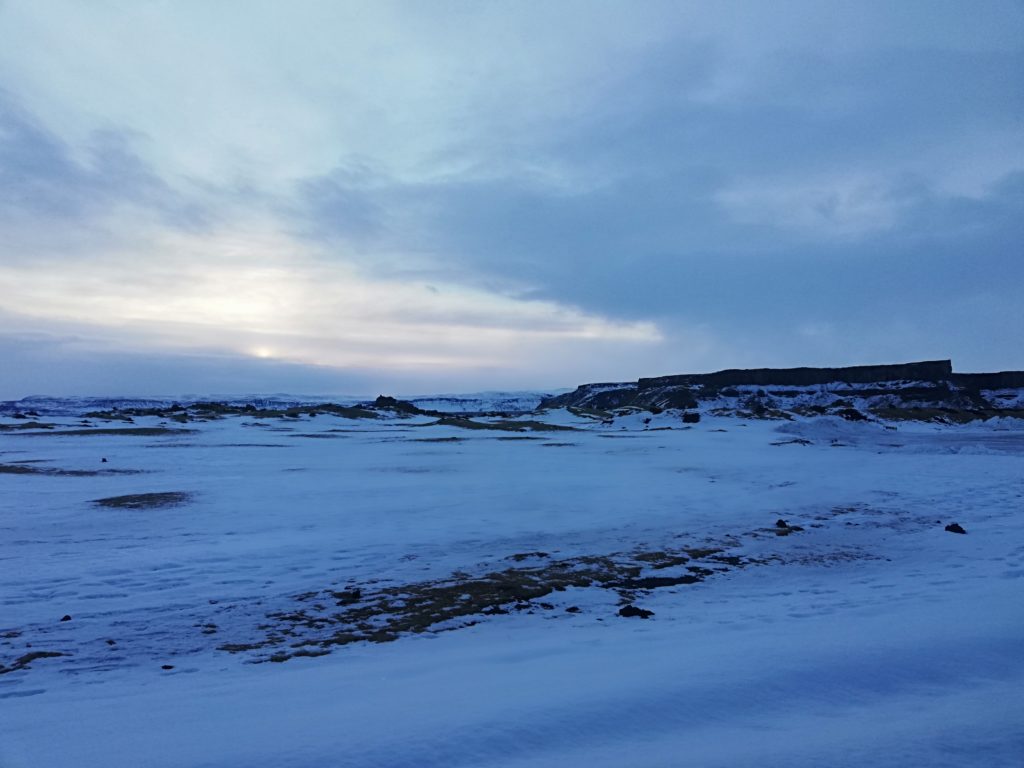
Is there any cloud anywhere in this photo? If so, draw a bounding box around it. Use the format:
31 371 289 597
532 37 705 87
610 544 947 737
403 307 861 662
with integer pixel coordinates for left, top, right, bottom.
0 88 670 396
0 328 385 399
714 173 921 238
0 90 205 231
0 211 666 387
0 1 1022 398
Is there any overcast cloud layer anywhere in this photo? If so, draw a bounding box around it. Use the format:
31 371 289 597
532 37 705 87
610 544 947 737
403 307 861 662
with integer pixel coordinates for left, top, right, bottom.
1 1 1021 398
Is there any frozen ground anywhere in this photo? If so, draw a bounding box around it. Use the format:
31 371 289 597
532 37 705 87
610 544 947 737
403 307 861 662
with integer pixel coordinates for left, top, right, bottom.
1 405 1022 766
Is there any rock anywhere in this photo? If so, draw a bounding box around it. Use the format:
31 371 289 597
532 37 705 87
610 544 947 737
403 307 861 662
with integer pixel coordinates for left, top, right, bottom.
774 519 803 535
618 604 654 619
565 606 581 613
508 551 550 562
945 523 967 534
331 588 361 604
837 407 868 421
682 411 701 424
60 615 72 622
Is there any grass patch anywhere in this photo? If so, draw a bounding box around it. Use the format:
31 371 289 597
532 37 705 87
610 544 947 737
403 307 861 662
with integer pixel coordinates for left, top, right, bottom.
12 427 195 437
0 464 141 477
567 406 614 420
247 405 378 420
93 491 192 509
0 421 56 431
430 417 577 432
0 650 66 675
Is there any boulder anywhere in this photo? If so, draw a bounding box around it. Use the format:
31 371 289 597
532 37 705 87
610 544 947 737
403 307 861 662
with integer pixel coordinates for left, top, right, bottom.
618 604 654 619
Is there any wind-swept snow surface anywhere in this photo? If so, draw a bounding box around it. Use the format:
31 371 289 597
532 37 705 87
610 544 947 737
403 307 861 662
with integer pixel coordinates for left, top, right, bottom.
1 406 1022 767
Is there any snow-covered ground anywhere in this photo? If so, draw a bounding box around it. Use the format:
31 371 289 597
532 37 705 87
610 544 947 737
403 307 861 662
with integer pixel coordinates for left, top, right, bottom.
1 406 1022 767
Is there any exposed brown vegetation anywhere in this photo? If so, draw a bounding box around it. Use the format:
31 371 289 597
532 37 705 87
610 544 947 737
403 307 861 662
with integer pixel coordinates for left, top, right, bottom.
217 544 755 663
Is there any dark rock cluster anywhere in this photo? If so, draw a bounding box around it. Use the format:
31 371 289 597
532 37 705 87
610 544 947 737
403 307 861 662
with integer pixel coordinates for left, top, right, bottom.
540 360 1024 423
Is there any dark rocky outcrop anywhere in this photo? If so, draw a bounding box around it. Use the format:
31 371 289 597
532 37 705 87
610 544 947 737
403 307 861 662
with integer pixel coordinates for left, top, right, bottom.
539 360 1024 422
951 371 1024 390
540 384 636 411
372 395 429 415
84 401 379 422
638 360 953 390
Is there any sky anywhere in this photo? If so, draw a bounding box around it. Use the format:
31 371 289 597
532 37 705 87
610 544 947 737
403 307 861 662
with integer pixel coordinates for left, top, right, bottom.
0 1 1021 398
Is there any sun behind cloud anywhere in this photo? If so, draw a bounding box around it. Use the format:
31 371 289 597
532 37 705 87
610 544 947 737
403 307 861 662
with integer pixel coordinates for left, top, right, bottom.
0 215 662 378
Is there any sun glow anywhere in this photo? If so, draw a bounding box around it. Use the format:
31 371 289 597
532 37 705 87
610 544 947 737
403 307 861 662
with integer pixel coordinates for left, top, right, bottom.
0 220 662 375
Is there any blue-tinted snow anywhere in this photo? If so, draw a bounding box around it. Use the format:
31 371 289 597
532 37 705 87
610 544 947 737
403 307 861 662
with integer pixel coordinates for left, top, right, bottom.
1 407 1022 767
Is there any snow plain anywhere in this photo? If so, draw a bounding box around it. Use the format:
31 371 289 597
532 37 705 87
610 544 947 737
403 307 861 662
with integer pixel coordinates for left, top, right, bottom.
1 405 1022 767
